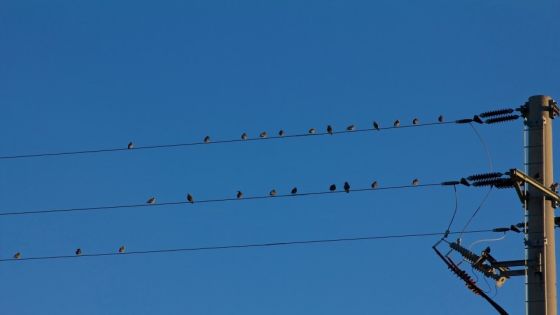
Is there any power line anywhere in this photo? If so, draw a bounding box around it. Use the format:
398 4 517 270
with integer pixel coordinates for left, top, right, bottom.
0 183 443 217
0 120 456 160
1 228 497 263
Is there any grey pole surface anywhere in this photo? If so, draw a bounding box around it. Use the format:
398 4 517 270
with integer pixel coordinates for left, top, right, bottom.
526 95 557 315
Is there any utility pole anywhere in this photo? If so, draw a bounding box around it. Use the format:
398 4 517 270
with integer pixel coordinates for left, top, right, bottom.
526 95 557 315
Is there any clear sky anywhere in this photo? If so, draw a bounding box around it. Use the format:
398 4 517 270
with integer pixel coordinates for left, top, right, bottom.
1 1 559 314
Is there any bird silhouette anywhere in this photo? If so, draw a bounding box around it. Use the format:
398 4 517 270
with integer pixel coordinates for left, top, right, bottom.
291 187 298 194
329 184 337 192
438 115 444 123
236 191 243 199
187 194 194 203
269 189 277 196
413 118 419 125
119 246 126 253
278 130 285 137
308 128 316 134
127 142 134 149
412 179 420 186
75 248 82 256
373 121 380 130
371 181 379 189
346 125 356 131
13 252 21 259
203 136 211 143
551 183 559 192
344 182 351 193
146 197 156 205
394 120 400 127
260 131 268 138
327 125 333 135
241 133 248 140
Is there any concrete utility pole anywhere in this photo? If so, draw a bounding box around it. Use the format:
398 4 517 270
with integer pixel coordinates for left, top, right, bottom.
526 95 557 315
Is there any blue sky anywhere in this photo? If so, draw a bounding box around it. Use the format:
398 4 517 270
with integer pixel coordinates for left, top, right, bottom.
0 0 559 314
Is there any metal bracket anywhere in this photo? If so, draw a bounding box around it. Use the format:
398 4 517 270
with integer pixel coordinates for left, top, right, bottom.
548 99 559 118
513 181 526 205
508 169 560 206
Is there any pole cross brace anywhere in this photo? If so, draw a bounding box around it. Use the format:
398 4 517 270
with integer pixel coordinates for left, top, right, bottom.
507 169 560 208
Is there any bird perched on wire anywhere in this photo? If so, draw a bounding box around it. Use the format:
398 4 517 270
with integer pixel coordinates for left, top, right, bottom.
346 125 356 131
187 194 194 203
371 181 379 189
308 128 316 134
438 115 444 123
327 125 333 135
146 197 156 205
278 130 285 137
393 120 400 127
75 248 82 256
203 136 211 143
373 121 380 130
291 187 298 194
260 131 268 138
236 191 243 199
329 184 337 192
241 133 248 140
13 252 21 259
269 189 277 197
412 179 420 186
127 142 134 149
344 182 351 193
413 118 420 125
119 246 126 253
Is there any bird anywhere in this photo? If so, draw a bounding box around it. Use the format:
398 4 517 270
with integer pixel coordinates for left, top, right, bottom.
308 128 316 134
438 115 444 123
203 136 211 143
236 191 243 199
551 183 559 193
329 184 337 192
146 197 156 204
373 121 380 130
412 118 419 125
327 125 333 135
127 142 134 149
344 181 351 193
291 187 298 194
346 124 356 131
278 130 285 137
118 246 126 253
269 189 277 196
241 133 248 140
13 252 21 259
371 181 379 189
187 193 194 203
393 120 400 127
412 178 420 186
75 248 82 256
260 131 268 138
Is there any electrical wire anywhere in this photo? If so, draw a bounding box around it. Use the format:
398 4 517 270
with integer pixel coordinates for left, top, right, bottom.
458 123 495 238
0 183 443 217
0 228 495 263
0 120 456 161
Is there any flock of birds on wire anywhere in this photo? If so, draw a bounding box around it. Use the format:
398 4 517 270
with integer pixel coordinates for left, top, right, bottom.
6 115 458 260
125 116 445 149
144 178 421 205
